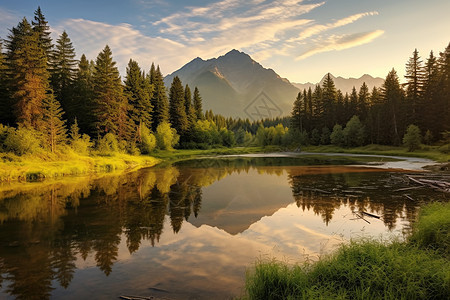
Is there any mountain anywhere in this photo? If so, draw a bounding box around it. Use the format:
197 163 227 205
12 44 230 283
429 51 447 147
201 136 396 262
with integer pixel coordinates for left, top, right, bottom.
164 49 299 119
293 73 384 95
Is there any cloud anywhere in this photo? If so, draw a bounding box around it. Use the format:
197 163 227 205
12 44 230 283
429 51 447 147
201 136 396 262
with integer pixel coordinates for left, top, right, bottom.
0 7 19 39
296 30 385 60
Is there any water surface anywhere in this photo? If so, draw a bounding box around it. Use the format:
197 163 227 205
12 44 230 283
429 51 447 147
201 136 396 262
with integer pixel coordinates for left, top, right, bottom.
0 156 446 299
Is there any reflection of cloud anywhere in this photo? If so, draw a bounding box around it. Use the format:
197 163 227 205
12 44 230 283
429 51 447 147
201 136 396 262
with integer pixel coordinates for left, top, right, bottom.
296 30 384 60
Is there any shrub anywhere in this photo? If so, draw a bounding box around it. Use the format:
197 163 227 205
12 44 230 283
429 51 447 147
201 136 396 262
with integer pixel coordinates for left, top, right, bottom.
155 122 179 150
139 124 156 154
343 115 365 147
403 124 421 152
330 124 344 147
4 126 42 155
97 133 119 155
71 134 93 155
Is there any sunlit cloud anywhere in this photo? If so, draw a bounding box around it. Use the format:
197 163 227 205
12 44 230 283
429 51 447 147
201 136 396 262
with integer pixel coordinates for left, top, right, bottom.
296 30 385 60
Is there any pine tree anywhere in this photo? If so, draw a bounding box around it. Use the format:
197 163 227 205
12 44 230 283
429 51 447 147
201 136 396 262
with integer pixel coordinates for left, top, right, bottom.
92 45 131 140
169 76 188 135
381 69 404 145
348 87 358 120
437 43 450 135
291 92 303 132
72 54 94 134
5 18 49 129
358 82 369 121
321 73 336 129
404 49 424 127
50 31 77 122
150 64 169 131
422 51 440 138
184 84 196 129
32 6 53 65
124 59 153 136
193 87 204 120
42 93 67 153
0 41 12 125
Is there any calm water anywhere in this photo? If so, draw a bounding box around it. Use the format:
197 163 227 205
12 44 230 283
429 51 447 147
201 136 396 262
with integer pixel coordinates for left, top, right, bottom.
0 156 447 299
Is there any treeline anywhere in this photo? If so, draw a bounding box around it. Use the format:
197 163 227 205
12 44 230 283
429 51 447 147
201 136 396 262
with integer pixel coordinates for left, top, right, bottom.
0 7 245 156
290 44 450 148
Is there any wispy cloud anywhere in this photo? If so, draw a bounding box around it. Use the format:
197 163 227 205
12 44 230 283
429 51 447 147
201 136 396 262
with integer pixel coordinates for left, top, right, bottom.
296 30 385 60
0 7 18 39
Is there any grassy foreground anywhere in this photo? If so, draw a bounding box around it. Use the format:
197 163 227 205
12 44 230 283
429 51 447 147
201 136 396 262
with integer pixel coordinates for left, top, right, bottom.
0 151 160 182
242 202 450 300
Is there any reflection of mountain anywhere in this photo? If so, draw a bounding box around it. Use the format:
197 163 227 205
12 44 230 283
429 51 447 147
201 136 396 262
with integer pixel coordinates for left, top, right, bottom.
0 157 446 298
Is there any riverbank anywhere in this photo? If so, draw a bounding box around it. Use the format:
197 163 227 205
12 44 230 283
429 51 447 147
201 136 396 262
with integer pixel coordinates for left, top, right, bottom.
241 202 450 300
0 151 160 182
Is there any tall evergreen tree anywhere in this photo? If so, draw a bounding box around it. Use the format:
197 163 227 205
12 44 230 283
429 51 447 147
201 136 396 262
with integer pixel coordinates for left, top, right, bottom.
42 93 67 153
50 31 77 122
193 87 203 120
5 18 49 129
72 54 94 133
358 82 370 121
381 69 404 145
348 87 358 120
422 51 440 137
124 59 153 135
169 76 188 135
437 43 450 135
404 49 424 126
184 84 196 129
321 73 337 129
150 64 169 131
32 6 53 65
291 92 303 132
92 45 131 140
0 41 12 125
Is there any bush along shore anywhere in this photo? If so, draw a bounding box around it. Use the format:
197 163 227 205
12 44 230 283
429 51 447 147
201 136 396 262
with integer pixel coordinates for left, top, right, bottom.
241 202 450 300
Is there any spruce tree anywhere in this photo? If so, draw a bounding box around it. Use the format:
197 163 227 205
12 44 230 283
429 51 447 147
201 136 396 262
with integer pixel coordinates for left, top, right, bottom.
42 93 67 153
348 87 358 120
50 31 77 122
92 45 131 140
0 41 12 125
150 64 169 131
184 84 196 129
5 18 49 129
423 51 440 138
32 6 53 65
321 73 336 129
381 69 404 145
404 49 424 127
437 43 450 135
169 76 188 135
72 54 95 134
358 82 370 121
193 87 204 120
291 92 303 132
124 59 153 135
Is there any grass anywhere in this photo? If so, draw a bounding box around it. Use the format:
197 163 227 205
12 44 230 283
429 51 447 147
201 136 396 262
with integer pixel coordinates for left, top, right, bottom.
0 150 160 182
242 202 450 300
302 144 450 162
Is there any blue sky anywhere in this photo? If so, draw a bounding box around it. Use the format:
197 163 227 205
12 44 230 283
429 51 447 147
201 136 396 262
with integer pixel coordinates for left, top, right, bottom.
1 0 449 83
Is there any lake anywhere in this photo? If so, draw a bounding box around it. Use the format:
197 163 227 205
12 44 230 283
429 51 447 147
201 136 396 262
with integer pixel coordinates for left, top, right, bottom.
0 155 446 299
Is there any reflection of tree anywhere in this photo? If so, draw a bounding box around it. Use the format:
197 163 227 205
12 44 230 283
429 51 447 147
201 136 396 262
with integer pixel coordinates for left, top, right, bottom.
288 171 447 229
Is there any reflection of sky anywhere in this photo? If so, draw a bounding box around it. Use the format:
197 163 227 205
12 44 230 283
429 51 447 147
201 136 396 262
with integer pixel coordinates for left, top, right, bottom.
62 169 407 300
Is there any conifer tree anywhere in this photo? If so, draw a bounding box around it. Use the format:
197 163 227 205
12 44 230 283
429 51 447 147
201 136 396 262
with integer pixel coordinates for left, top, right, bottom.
381 69 404 145
0 41 12 125
42 93 67 153
348 87 358 120
124 59 153 134
72 54 94 134
321 73 337 128
358 82 370 121
169 76 188 135
437 43 450 134
291 92 303 132
92 45 131 140
50 31 77 122
6 18 49 129
150 64 169 131
32 6 53 64
404 49 424 126
193 87 204 120
184 84 196 129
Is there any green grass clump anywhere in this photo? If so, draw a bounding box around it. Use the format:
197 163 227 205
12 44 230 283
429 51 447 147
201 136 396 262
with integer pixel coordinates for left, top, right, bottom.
242 202 450 300
409 202 450 256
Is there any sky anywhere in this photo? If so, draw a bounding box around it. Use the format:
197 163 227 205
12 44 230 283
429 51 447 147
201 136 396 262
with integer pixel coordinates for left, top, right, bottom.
0 0 449 83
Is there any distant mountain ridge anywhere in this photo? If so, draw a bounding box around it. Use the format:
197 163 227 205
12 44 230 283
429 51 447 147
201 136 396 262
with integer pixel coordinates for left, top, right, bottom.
165 50 384 118
164 49 298 119
292 73 384 95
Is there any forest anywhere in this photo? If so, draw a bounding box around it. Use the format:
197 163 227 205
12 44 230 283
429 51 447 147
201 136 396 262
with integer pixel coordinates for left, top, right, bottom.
0 7 449 159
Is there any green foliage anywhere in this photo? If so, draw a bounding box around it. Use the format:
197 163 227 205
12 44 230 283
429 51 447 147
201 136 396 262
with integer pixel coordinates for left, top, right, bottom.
150 64 169 131
409 202 450 256
4 126 42 155
193 87 204 120
155 122 179 150
169 76 188 135
320 127 330 145
403 124 422 152
71 134 92 155
423 129 433 145
330 124 344 147
41 93 67 153
243 202 450 300
219 128 236 147
343 115 365 147
139 124 156 154
97 132 119 155
310 128 320 145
